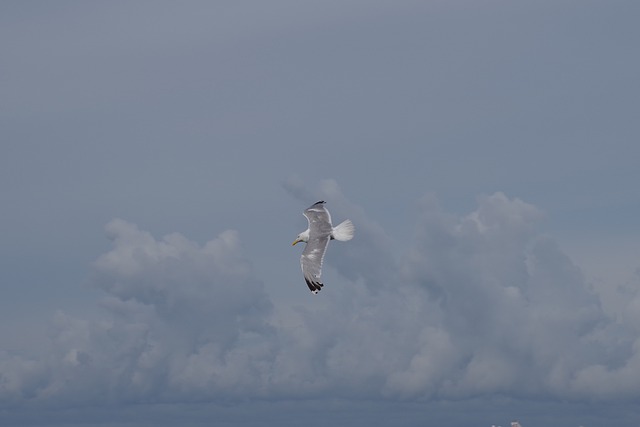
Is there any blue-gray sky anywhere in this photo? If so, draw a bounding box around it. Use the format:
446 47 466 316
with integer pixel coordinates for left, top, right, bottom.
2 1 640 426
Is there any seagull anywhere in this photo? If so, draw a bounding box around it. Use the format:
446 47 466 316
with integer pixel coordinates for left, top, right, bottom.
292 201 354 294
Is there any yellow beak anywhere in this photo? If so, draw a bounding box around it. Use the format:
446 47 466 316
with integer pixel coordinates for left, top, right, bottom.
292 239 300 246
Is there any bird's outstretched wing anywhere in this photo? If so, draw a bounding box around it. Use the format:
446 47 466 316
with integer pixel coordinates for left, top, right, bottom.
303 201 333 232
301 235 329 293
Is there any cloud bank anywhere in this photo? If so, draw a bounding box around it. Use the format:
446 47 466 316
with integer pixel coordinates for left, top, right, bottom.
2 181 640 413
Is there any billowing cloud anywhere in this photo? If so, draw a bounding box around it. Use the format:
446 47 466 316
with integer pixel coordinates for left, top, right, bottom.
2 182 640 413
1 220 274 407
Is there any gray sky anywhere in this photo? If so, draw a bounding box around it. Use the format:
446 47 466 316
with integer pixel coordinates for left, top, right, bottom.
1 1 640 426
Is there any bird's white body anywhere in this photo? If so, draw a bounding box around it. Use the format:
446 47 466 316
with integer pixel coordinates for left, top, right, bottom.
294 219 354 244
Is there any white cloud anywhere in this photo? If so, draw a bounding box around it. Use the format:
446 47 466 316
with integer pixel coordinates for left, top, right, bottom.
2 219 274 406
2 183 640 413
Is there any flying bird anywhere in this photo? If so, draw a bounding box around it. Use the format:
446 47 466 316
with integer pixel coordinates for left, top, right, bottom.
292 201 354 294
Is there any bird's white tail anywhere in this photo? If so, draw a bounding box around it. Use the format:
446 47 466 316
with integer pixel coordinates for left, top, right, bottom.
332 219 354 241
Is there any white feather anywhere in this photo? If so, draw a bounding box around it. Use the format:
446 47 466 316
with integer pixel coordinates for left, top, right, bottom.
331 219 355 241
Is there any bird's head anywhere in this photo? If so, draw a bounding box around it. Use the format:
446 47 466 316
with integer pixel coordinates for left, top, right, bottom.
292 229 310 246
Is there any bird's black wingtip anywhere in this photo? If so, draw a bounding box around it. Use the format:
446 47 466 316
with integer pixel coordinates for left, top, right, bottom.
305 277 324 293
313 200 326 205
